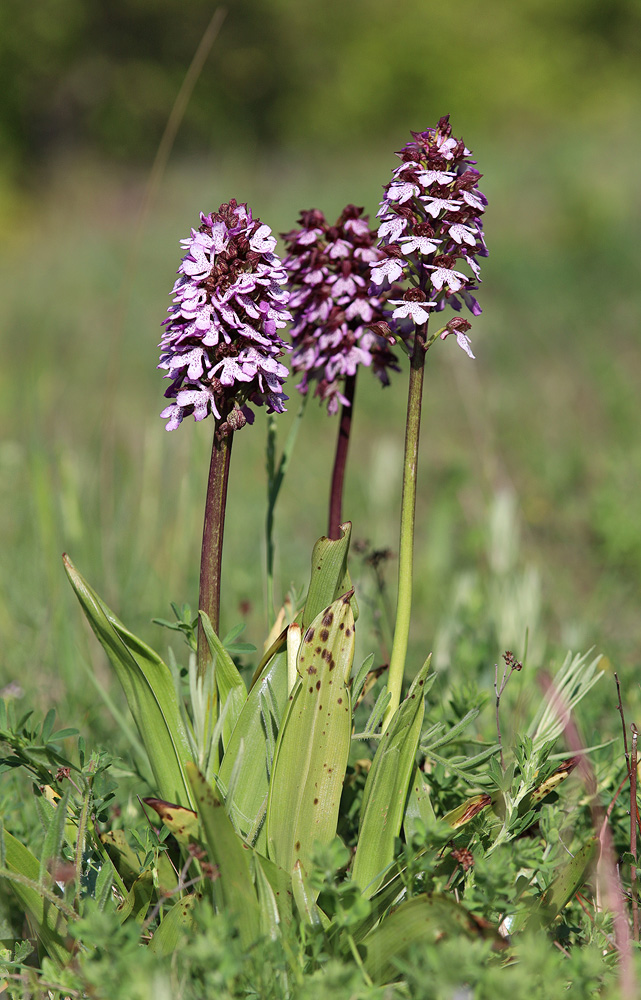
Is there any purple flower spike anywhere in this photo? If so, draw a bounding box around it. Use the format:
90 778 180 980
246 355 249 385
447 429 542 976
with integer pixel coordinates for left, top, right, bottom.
283 204 399 413
159 199 292 433
373 116 487 357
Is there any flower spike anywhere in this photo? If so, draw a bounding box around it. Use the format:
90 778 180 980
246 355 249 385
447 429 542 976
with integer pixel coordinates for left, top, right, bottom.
373 115 488 356
159 200 292 433
283 204 399 413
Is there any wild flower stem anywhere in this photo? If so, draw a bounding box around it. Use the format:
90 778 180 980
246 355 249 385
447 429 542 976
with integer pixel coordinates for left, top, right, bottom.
328 373 357 540
265 396 308 625
382 325 427 731
197 428 233 679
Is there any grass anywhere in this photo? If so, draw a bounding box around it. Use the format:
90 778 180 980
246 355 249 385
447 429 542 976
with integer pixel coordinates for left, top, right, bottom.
1 123 641 753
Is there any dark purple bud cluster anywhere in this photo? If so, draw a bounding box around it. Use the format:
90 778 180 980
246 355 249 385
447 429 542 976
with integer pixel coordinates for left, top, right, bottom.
283 205 399 414
373 116 488 358
159 200 291 433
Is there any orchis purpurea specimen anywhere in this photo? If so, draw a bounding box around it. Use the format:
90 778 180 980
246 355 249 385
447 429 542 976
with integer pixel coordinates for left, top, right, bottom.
373 117 487 729
160 200 291 676
283 204 398 538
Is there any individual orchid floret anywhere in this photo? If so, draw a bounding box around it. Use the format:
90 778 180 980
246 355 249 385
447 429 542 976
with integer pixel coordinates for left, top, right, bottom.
159 199 292 433
283 204 399 413
373 115 487 357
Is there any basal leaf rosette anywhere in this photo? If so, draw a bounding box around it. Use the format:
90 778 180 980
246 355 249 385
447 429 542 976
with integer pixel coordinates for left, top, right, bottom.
159 199 292 435
283 204 399 414
372 115 488 358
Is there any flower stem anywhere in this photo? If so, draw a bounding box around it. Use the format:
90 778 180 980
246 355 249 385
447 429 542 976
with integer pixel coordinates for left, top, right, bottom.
382 325 427 731
197 427 233 680
328 372 357 540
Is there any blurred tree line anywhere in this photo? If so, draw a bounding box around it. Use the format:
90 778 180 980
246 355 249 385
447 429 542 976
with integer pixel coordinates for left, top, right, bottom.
2 0 640 177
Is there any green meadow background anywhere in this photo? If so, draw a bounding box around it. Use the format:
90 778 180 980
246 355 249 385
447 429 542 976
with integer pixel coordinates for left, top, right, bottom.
1 0 641 746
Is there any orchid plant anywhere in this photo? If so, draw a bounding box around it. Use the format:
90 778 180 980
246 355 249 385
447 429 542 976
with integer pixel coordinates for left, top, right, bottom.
0 120 612 996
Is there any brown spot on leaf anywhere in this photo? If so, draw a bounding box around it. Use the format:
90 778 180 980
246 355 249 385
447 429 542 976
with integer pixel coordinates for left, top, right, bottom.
307 665 317 674
345 628 352 637
309 686 314 693
338 697 343 704
295 840 301 851
316 680 321 690
320 628 329 642
314 798 319 805
339 622 345 630
322 611 334 627
306 628 315 643
329 659 335 671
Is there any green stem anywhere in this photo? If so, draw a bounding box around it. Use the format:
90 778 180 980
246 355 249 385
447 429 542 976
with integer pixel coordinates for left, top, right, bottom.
328 372 357 540
197 427 233 680
265 396 308 625
383 324 427 732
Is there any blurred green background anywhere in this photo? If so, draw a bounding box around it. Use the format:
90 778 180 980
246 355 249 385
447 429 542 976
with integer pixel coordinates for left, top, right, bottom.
1 0 641 740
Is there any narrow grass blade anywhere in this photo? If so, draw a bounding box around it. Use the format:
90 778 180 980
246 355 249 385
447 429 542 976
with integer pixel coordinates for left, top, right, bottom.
38 786 71 884
267 593 355 876
351 658 431 897
186 762 260 947
64 554 195 807
219 647 288 851
1 830 72 967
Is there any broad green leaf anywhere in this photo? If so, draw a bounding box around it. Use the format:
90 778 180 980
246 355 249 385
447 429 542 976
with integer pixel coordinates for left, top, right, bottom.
148 895 196 955
253 853 293 928
254 856 281 939
362 893 499 984
186 763 260 947
266 594 355 877
351 658 431 897
533 838 599 926
403 764 436 842
38 786 71 884
116 873 154 924
302 523 357 627
351 652 375 705
64 555 195 807
100 830 145 889
291 860 325 928
529 755 580 806
199 611 247 750
441 793 492 830
143 798 199 847
0 829 72 967
219 647 288 852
